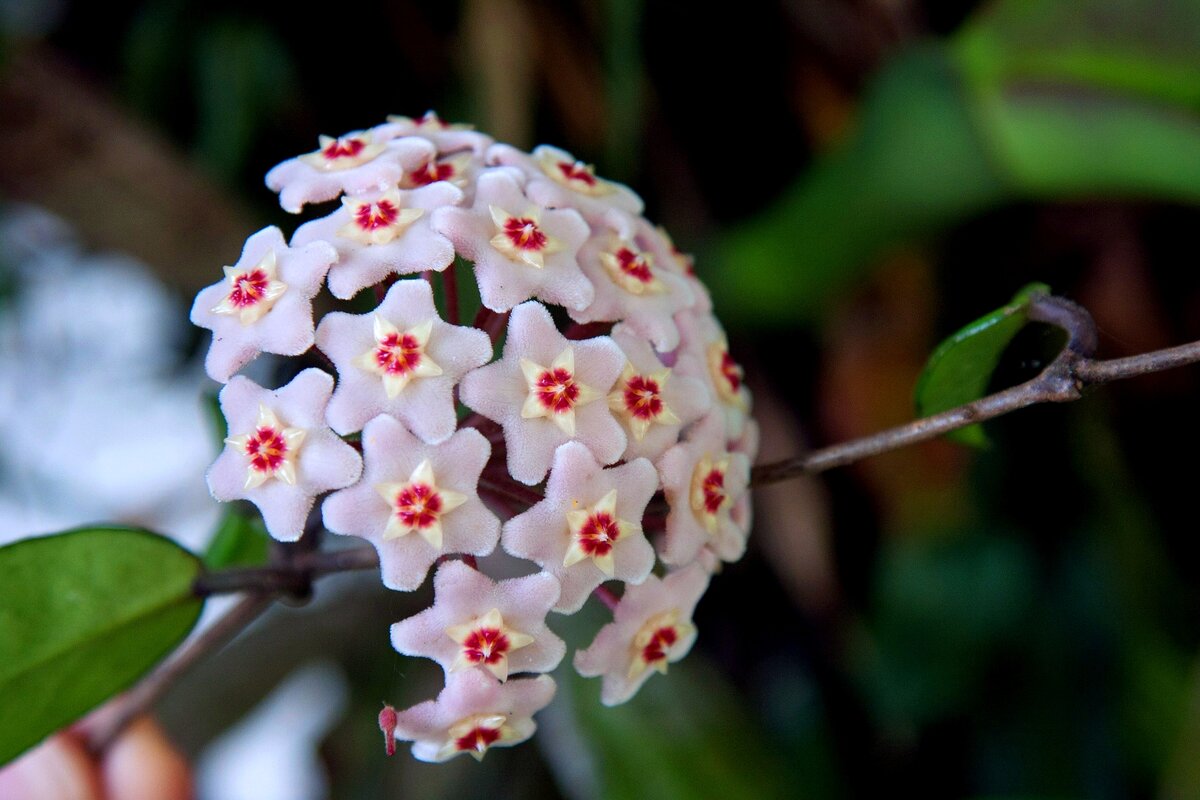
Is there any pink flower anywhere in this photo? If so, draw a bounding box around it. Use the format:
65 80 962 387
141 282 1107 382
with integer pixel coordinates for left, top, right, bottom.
674 310 751 439
655 412 751 567
390 560 565 681
487 143 644 224
265 129 437 213
458 301 627 485
637 221 713 314
502 442 657 613
321 414 499 591
378 111 494 159
607 323 712 462
315 279 491 442
206 369 362 541
574 564 709 705
291 183 463 299
190 227 336 382
431 168 593 312
390 671 556 762
567 222 695 352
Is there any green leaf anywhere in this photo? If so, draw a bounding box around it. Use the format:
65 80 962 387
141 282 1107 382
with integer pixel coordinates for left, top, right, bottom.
0 527 204 765
203 509 269 570
914 282 1050 447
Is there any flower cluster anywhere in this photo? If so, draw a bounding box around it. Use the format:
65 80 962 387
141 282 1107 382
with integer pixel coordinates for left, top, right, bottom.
191 113 758 762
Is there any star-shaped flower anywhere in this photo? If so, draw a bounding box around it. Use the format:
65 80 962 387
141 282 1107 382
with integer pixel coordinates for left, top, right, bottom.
391 560 565 681
266 129 437 213
458 301 626 485
431 168 593 312
607 324 711 462
673 311 752 440
291 183 463 300
573 564 709 705
636 220 713 314
390 671 556 762
316 279 491 442
486 144 644 224
206 369 363 541
655 412 751 567
502 441 657 613
190 227 336 382
322 415 499 591
378 111 494 158
567 226 695 352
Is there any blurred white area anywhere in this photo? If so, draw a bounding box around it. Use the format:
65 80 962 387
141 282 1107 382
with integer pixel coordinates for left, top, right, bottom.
0 204 219 550
196 661 349 800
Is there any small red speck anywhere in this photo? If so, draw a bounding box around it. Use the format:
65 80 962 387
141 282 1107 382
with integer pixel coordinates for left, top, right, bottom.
641 625 679 666
227 269 269 309
503 217 548 251
557 160 597 187
375 333 423 375
245 426 288 473
354 199 400 231
719 350 743 393
414 112 448 129
622 375 663 421
456 725 501 754
578 512 620 557
614 247 653 284
461 627 512 665
535 368 580 413
395 483 443 529
701 468 726 515
323 137 366 160
379 704 398 756
409 159 457 186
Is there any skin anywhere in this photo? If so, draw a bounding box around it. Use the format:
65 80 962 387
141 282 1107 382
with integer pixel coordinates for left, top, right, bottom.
0 718 192 800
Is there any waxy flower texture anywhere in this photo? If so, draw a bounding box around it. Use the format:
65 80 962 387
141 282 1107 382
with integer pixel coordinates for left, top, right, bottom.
193 113 758 762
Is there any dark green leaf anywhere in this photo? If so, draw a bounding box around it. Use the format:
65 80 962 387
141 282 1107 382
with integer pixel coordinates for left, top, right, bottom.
0 527 204 765
914 283 1050 447
203 509 269 570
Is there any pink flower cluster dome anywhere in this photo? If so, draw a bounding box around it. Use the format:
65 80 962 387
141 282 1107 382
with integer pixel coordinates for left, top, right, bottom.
190 112 758 762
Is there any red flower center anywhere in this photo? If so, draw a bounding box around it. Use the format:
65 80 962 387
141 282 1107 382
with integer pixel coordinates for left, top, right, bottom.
455 725 501 754
461 627 512 666
322 137 366 160
577 512 620 557
719 350 743 394
701 468 726 515
641 625 679 666
245 426 288 473
395 483 443 529
502 217 548 251
622 375 663 420
374 333 423 375
534 367 580 413
228 269 269 308
354 199 399 231
613 247 653 284
409 160 456 187
556 160 597 187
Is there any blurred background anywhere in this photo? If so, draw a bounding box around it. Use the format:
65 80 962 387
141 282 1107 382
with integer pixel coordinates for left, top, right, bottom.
3 0 1200 797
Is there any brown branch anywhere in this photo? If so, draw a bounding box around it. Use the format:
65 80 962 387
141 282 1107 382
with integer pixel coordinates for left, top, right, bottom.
86 593 273 753
192 546 380 596
752 294 1200 486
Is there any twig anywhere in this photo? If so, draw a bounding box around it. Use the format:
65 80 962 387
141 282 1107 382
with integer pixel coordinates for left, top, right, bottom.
86 593 273 753
751 294 1200 486
192 546 380 596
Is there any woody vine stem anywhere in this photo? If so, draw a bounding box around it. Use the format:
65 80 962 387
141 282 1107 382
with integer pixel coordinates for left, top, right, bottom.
88 293 1200 751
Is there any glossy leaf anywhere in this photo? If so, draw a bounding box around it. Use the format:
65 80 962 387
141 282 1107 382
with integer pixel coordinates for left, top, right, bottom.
0 527 204 765
914 283 1050 447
